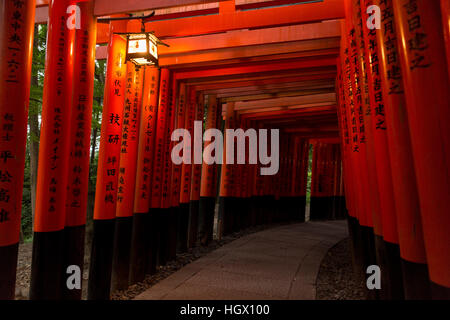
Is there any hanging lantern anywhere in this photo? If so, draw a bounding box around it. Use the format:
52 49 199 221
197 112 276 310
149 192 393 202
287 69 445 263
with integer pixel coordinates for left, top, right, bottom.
125 32 159 66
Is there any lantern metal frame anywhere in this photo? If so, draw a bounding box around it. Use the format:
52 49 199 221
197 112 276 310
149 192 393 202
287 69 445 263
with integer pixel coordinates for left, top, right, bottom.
124 32 159 66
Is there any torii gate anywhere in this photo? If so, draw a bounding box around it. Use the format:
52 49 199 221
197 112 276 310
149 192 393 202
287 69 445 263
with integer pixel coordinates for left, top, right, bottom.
0 0 449 301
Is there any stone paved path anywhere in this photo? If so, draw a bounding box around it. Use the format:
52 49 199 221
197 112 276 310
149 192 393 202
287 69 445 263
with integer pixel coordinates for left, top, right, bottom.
135 220 348 300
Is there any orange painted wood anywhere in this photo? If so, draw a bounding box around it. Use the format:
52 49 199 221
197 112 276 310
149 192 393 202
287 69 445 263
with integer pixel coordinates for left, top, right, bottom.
115 64 143 217
393 0 450 287
219 102 235 198
150 68 171 209
66 0 97 227
34 0 75 232
180 87 196 204
161 75 177 209
134 67 159 213
373 0 426 263
190 92 205 202
351 0 382 237
0 0 35 245
200 95 219 198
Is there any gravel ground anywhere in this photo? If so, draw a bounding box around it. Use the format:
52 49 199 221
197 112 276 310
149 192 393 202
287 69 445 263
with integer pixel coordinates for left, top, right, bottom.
315 237 367 300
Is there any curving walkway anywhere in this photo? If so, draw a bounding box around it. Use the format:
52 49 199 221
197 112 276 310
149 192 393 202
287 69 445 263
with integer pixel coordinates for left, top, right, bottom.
135 220 348 300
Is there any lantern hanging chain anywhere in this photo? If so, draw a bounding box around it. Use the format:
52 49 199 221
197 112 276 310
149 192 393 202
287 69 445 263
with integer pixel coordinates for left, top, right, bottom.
97 11 156 23
97 11 170 47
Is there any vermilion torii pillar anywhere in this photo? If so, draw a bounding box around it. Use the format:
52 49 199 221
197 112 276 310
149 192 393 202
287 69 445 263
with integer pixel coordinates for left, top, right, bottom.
218 102 235 237
198 95 219 245
340 13 373 284
393 0 450 298
111 63 143 291
173 83 191 252
188 92 204 249
62 0 96 300
161 75 177 263
129 66 159 282
0 0 35 300
374 0 427 300
441 0 450 78
150 68 170 267
359 0 403 300
337 55 363 276
88 32 127 301
30 0 75 300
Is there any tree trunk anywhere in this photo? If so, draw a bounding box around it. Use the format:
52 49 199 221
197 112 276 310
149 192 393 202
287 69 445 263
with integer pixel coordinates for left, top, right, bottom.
29 24 40 229
85 107 100 247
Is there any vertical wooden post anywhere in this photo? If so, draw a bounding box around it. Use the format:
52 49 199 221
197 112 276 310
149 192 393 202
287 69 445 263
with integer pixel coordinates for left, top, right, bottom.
87 31 127 300
177 85 194 252
129 66 159 283
393 0 450 297
198 95 219 245
63 0 96 300
151 68 170 267
441 0 450 78
30 0 75 300
188 92 204 248
373 0 428 300
0 0 35 300
111 63 143 291
341 9 371 284
161 76 177 262
359 0 404 300
219 102 235 237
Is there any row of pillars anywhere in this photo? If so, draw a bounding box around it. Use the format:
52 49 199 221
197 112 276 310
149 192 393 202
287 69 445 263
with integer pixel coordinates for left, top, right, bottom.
310 140 346 221
0 0 346 300
336 0 450 299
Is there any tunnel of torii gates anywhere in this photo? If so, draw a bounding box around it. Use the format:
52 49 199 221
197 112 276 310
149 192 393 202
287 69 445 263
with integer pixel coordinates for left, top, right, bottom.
0 0 449 301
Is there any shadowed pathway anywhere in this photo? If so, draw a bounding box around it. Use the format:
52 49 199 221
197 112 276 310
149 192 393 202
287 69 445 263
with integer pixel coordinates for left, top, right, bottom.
135 220 348 300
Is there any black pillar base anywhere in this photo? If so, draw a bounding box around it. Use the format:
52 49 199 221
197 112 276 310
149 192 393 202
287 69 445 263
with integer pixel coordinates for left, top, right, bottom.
29 229 65 300
279 197 289 222
222 197 235 236
263 196 274 224
61 225 85 300
334 196 347 220
111 216 133 292
309 196 319 221
241 197 251 230
374 236 405 300
360 226 379 300
198 196 216 245
232 197 242 233
146 210 158 275
298 196 306 222
129 213 149 285
346 217 366 280
167 207 178 261
87 218 115 300
250 196 258 227
0 243 19 300
430 282 450 300
310 196 334 220
157 209 170 266
401 259 431 300
187 200 199 249
177 203 190 254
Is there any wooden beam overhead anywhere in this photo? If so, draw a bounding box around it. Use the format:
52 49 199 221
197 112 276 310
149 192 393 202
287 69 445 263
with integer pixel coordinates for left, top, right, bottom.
174 56 336 80
142 0 345 37
194 72 336 90
159 21 340 55
234 93 337 111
